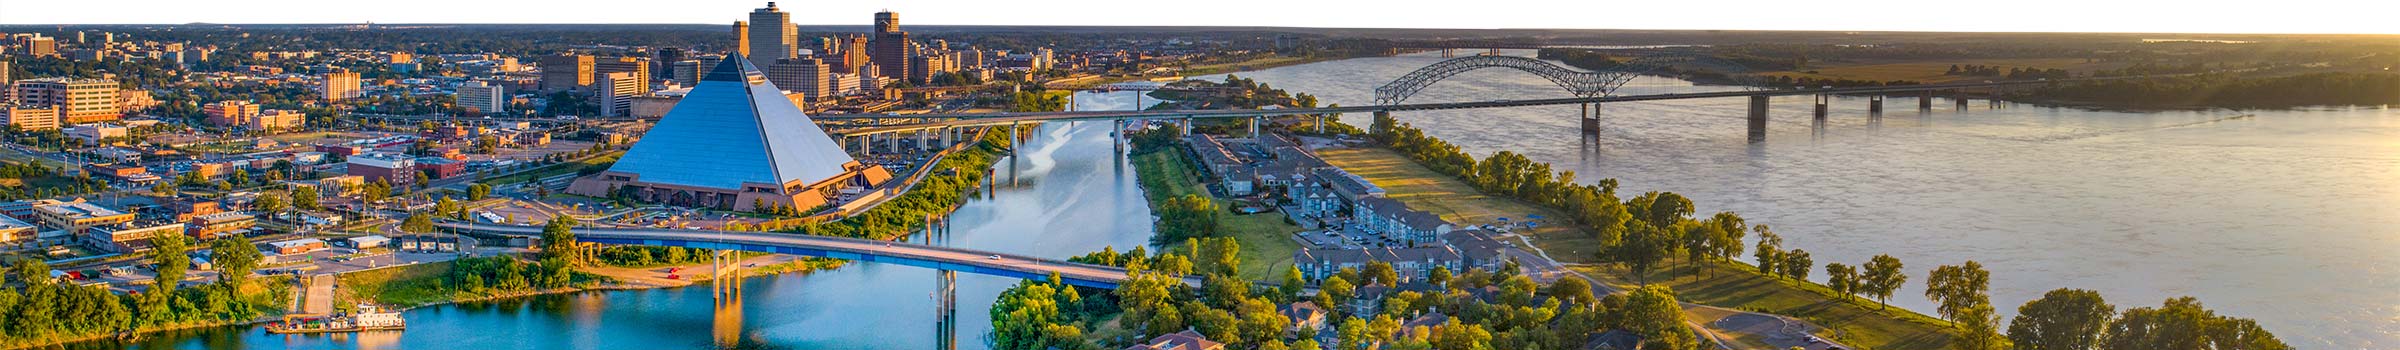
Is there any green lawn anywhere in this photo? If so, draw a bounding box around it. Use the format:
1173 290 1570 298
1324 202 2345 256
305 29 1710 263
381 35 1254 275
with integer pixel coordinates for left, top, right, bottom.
1131 150 1302 282
479 151 622 186
1315 147 1602 261
338 261 456 307
1578 259 1964 350
1324 146 1963 350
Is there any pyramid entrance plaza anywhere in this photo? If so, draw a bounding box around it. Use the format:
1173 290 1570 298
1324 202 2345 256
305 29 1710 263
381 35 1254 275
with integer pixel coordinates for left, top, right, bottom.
567 56 896 212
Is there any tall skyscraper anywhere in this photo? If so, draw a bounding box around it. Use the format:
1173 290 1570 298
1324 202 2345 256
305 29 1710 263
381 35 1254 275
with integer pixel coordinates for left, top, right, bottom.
457 80 506 115
746 3 797 68
594 57 652 95
870 11 912 80
540 54 595 93
654 48 687 81
671 60 704 86
767 57 829 104
732 21 751 57
14 78 121 123
594 72 643 117
320 71 361 101
25 37 57 57
1 61 11 105
839 35 869 74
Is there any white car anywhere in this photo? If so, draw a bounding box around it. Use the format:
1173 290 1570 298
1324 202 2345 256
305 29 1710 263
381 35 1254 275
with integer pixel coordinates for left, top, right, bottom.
989 255 1003 260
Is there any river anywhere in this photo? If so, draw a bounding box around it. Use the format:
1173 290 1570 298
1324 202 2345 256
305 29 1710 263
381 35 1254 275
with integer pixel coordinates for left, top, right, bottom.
59 91 1164 350
1199 50 2397 349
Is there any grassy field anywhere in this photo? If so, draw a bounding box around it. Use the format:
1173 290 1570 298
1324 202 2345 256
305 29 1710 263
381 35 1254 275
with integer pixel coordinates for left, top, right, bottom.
1765 58 2124 84
1321 146 1962 350
337 261 456 307
1314 147 1602 260
1131 150 1302 282
1578 261 1964 350
479 151 622 186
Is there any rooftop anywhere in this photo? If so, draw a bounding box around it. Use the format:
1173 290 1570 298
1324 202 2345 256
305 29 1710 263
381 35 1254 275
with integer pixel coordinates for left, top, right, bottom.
603 53 858 190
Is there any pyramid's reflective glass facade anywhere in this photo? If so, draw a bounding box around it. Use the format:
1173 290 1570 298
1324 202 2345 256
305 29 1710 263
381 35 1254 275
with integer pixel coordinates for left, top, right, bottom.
603 55 857 190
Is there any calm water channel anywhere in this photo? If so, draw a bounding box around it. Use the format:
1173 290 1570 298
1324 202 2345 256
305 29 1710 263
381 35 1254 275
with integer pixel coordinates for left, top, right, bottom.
61 92 1164 350
1200 50 2397 349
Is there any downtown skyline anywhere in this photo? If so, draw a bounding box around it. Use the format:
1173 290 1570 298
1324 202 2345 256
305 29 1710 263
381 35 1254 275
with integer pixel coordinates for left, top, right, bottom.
1 0 2396 35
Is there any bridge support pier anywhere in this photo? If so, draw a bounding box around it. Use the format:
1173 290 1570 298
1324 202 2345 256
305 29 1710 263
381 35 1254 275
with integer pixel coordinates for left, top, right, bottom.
1813 95 1831 121
711 249 743 307
885 132 899 154
1579 103 1602 135
858 135 872 157
1315 115 1326 135
1372 111 1391 133
1869 95 1885 114
1955 90 1970 110
1920 91 1934 111
1248 115 1261 138
1181 117 1192 137
1747 95 1770 143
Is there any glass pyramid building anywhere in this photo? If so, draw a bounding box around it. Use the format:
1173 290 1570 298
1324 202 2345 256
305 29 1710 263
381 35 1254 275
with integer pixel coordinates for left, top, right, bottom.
568 54 892 211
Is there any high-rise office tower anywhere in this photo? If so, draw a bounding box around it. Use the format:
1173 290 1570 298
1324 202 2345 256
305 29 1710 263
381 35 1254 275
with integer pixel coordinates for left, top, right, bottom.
767 57 829 105
25 37 56 57
540 54 595 93
320 71 361 101
733 21 751 57
671 60 703 86
654 48 687 81
457 80 506 115
746 2 797 68
1 61 10 104
594 72 643 117
839 35 869 74
14 78 121 123
870 11 911 80
594 56 652 95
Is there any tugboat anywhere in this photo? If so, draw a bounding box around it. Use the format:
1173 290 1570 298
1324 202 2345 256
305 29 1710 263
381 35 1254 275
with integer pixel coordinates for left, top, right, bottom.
265 304 407 334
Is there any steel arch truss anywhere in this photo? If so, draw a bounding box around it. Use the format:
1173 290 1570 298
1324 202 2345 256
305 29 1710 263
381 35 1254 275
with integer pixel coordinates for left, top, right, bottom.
1372 53 1758 105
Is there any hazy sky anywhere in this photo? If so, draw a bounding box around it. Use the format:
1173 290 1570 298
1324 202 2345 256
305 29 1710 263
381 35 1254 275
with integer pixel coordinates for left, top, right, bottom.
2 0 2395 34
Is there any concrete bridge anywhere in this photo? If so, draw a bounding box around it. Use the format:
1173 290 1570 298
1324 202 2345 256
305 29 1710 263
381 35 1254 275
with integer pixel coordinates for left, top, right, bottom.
435 222 1187 289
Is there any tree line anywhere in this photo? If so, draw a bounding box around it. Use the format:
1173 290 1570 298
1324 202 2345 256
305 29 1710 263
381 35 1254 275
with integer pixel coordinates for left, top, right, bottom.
0 235 276 348
2028 72 2400 108
1361 110 2291 350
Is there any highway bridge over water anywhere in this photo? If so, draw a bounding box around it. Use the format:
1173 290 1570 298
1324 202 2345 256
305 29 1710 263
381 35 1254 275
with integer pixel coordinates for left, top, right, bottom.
436 222 1186 289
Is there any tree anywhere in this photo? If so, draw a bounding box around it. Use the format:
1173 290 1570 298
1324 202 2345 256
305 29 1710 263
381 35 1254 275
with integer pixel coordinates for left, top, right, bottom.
2009 288 2114 350
1430 318 1494 350
467 183 492 201
1603 221 1680 286
1619 286 1699 350
1957 303 2013 350
1280 267 1306 301
2101 297 2288 350
1363 261 1398 287
401 212 436 233
1824 263 1858 302
151 235 192 292
539 217 580 265
1427 265 1452 289
151 182 177 197
1337 317 1371 350
292 186 320 210
1927 260 1993 324
1547 276 1595 309
1781 249 1813 281
1318 276 1356 315
254 191 289 215
209 234 263 288
1753 225 1783 276
1861 254 1907 310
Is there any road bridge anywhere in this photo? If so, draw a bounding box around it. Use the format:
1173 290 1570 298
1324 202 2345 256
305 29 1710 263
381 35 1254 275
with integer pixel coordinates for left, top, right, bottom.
436 222 1188 289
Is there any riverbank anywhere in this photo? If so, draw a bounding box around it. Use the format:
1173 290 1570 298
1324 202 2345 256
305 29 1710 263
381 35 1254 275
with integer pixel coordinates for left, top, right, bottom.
1316 142 1968 350
1128 147 1302 282
0 276 296 350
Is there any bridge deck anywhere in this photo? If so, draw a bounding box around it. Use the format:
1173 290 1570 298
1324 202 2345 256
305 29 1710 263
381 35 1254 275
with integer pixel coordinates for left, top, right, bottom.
437 222 1187 289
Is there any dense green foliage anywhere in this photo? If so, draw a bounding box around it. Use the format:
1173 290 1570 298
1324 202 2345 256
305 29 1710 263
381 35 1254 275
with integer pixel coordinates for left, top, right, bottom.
0 245 284 348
